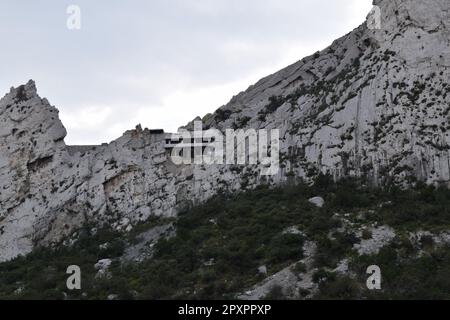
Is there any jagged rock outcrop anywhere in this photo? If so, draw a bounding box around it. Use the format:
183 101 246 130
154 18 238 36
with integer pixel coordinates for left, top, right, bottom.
0 0 449 261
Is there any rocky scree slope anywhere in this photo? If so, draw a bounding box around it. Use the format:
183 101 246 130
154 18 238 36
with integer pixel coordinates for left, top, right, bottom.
0 0 449 261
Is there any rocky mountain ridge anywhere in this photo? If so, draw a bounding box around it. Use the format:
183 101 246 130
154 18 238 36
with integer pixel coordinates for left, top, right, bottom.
0 0 449 261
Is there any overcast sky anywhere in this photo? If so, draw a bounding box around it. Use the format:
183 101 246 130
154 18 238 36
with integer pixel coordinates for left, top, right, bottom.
0 0 373 145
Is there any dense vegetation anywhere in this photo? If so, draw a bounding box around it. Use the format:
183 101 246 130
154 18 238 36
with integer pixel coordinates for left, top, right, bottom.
1 176 450 300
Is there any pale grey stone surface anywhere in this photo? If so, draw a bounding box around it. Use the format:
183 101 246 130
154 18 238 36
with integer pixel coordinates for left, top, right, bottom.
309 197 325 208
238 240 318 300
121 223 175 263
0 0 449 261
258 265 268 276
353 225 396 255
95 258 112 279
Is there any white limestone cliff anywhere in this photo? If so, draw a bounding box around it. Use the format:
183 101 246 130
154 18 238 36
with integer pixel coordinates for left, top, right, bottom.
202 0 449 186
0 0 449 261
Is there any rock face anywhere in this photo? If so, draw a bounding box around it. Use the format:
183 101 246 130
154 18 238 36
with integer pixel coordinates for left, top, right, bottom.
308 197 325 208
353 225 396 256
0 81 252 262
0 0 449 261
0 81 68 261
202 0 450 186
